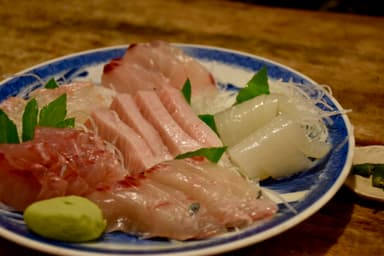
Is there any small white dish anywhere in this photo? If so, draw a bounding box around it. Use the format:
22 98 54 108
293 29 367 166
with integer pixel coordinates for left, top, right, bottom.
345 145 384 202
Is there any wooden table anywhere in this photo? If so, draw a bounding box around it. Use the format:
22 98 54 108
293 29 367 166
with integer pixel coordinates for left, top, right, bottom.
0 0 383 255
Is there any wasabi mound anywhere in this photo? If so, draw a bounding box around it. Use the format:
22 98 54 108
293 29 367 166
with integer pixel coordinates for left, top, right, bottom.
24 195 106 242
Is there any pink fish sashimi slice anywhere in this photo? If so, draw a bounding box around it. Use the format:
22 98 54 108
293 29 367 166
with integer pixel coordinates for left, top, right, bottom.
88 109 158 173
123 42 187 90
102 40 217 97
147 158 278 228
124 41 217 96
157 85 222 147
134 90 202 156
88 174 224 240
0 127 126 211
110 94 172 162
101 57 169 94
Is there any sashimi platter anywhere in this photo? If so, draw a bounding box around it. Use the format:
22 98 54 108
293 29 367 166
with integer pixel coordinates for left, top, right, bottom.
0 41 354 255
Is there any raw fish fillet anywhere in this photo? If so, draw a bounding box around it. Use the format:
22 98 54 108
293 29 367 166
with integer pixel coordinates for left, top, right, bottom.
157 85 222 147
0 82 116 135
101 41 217 97
0 127 126 211
88 175 224 240
134 90 202 156
88 158 277 240
111 94 172 162
88 109 158 173
102 58 168 94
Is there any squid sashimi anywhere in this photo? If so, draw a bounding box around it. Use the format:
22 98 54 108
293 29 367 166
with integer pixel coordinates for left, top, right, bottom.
228 114 325 179
111 94 172 162
102 41 217 97
214 94 280 147
134 90 202 156
0 127 126 211
88 109 158 173
88 158 277 240
157 85 223 147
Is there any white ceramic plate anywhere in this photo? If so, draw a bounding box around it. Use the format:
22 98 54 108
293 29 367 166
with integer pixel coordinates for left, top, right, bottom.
0 44 354 256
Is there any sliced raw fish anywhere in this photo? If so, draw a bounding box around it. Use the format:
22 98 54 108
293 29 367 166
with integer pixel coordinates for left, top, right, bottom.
0 127 125 211
30 82 116 125
110 94 172 162
88 174 224 240
88 158 277 240
123 41 216 96
157 85 222 147
134 90 202 156
102 41 217 97
0 82 116 136
147 158 277 228
88 109 157 173
102 58 168 94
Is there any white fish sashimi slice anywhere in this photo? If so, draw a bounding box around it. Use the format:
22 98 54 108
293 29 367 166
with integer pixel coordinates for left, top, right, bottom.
111 94 172 162
88 109 157 173
148 159 277 227
214 94 280 147
228 115 314 179
0 82 116 135
122 41 217 96
123 42 180 82
157 85 222 147
134 90 202 156
101 58 168 94
31 82 117 125
87 174 225 240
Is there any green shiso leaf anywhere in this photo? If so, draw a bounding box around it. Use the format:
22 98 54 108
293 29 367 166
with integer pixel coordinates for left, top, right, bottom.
181 78 192 104
44 78 59 89
198 114 219 135
176 146 227 163
22 98 38 141
236 66 269 104
1 84 74 144
0 109 20 144
39 94 67 127
55 117 75 128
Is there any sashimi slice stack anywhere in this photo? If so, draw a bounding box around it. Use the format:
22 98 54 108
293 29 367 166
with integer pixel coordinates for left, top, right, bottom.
88 84 223 174
88 158 278 240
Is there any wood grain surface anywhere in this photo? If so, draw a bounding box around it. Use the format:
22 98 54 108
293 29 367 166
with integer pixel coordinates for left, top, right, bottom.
0 0 383 255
